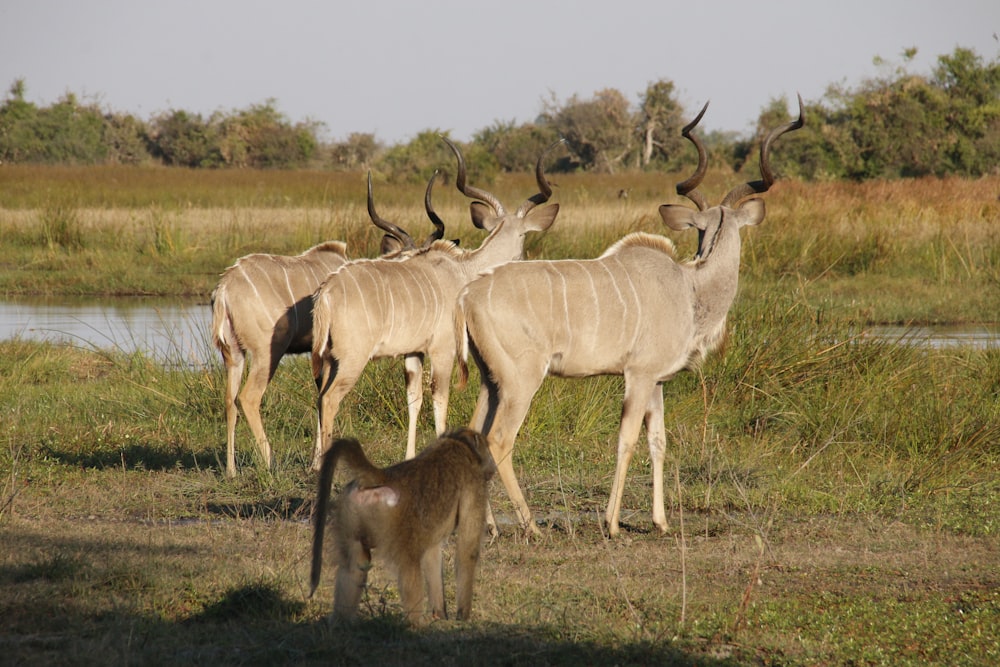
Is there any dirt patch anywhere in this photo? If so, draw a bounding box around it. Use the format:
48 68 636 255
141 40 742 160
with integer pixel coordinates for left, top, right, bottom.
2 506 996 665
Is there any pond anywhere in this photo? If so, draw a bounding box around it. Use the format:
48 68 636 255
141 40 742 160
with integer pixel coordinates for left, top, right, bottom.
0 297 215 367
862 324 1000 350
0 298 997 366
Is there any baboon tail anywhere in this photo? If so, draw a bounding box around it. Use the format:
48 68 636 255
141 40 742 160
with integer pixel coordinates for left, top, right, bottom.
310 439 346 597
310 438 382 597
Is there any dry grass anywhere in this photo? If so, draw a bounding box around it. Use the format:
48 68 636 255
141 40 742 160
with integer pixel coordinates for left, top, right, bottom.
3 171 998 311
3 489 997 666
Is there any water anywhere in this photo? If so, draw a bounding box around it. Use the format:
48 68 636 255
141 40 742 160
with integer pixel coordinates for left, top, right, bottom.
862 324 1000 350
0 297 215 366
0 299 997 364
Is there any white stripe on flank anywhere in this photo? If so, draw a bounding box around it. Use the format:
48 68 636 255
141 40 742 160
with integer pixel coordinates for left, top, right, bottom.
303 262 321 289
282 266 294 302
578 261 601 338
557 269 572 349
238 264 262 301
344 268 373 335
394 263 419 336
384 268 396 342
611 255 642 350
599 261 627 310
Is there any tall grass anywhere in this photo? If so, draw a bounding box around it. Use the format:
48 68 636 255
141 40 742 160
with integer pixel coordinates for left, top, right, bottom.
1 167 997 323
1 167 997 509
1 302 996 529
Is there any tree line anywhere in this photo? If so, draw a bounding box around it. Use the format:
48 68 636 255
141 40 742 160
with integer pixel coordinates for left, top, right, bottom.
1 46 997 181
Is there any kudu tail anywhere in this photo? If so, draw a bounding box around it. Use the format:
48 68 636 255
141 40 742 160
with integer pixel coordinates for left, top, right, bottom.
309 438 384 597
311 291 331 361
453 296 470 391
210 285 237 365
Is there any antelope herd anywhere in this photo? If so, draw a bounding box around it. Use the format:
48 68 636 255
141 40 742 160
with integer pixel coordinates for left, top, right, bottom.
213 98 804 617
211 171 449 477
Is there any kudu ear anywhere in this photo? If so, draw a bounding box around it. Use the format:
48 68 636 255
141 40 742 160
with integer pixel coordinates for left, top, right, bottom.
658 204 700 232
380 234 404 255
469 201 495 231
737 198 766 227
522 203 559 233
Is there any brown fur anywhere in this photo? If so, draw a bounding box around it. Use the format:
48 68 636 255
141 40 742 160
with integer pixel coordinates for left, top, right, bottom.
310 428 495 624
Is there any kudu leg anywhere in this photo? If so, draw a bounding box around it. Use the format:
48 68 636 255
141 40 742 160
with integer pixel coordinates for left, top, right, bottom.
605 380 657 537
491 437 539 537
428 351 454 437
469 382 491 433
486 384 545 538
403 354 424 460
238 354 278 471
312 355 366 470
469 386 500 535
223 351 246 477
643 385 669 532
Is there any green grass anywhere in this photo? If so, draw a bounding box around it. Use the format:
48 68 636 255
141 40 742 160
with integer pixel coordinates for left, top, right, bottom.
1 166 999 664
2 166 998 324
2 302 998 664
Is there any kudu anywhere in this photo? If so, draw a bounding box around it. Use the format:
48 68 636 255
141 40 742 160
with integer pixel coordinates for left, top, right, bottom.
311 137 561 465
455 97 804 536
211 175 446 476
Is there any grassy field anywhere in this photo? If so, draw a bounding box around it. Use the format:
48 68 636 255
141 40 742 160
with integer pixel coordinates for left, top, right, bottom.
1 166 999 665
1 165 998 323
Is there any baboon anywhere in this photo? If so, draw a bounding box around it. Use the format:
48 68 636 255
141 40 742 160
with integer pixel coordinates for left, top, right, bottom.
310 428 495 624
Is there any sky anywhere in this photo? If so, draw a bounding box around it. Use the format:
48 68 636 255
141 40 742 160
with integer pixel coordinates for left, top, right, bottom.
1 0 998 146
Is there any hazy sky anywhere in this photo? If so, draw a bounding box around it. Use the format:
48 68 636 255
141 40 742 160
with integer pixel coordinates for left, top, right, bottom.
1 1 998 145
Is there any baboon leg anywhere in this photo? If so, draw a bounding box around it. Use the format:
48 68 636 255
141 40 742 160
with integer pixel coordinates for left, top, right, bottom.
605 378 657 537
333 539 371 619
454 505 485 620
644 384 669 532
403 354 424 460
223 349 246 478
396 558 427 625
238 351 280 470
420 544 446 620
318 430 495 625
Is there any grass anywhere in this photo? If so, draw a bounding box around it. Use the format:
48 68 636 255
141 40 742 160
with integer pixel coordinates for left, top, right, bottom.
1 316 997 664
1 165 999 664
1 166 998 323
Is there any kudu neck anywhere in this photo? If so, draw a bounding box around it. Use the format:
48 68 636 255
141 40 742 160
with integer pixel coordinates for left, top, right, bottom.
463 221 524 278
690 217 744 325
